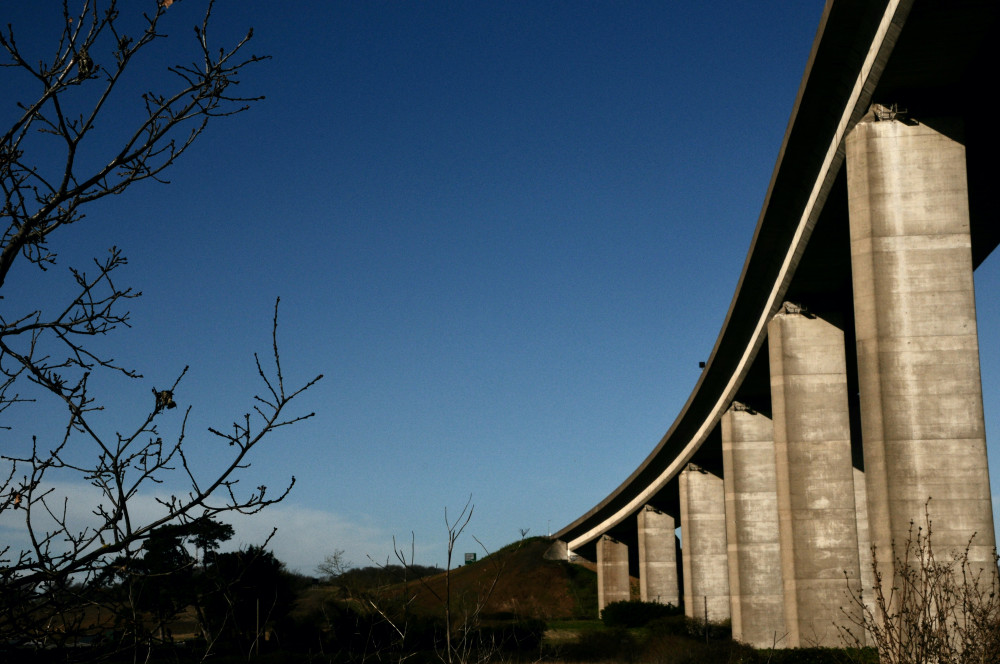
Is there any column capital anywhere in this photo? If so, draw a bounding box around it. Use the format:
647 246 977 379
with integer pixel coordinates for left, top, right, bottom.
777 301 808 316
863 102 909 123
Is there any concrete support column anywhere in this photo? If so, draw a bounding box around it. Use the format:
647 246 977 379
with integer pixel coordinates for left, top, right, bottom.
596 535 630 612
721 402 786 648
679 464 730 623
846 110 996 579
769 306 862 647
637 506 680 606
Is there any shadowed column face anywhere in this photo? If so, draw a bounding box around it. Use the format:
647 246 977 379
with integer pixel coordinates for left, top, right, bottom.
846 113 996 577
721 404 786 648
768 310 862 647
637 506 679 606
597 535 630 612
679 464 731 623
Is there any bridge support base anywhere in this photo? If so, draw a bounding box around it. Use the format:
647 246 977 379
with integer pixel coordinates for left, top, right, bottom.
637 505 679 606
846 112 996 582
721 403 786 648
597 535 630 613
679 464 731 624
768 309 862 647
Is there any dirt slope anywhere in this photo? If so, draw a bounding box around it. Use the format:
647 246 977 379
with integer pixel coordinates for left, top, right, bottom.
402 538 597 621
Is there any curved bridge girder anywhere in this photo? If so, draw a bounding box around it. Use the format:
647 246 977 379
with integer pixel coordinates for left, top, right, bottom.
555 0 999 575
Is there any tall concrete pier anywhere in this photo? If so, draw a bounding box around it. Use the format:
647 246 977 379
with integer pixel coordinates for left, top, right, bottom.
596 535 630 611
721 403 785 648
768 308 862 647
679 464 730 623
846 110 996 576
637 505 679 606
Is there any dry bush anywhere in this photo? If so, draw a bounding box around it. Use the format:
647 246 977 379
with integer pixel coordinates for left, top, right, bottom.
840 507 1000 664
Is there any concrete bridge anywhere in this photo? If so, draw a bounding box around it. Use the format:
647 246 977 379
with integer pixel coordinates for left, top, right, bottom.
552 0 999 648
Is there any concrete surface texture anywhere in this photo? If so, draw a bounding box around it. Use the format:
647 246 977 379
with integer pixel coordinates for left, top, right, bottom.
846 110 997 581
637 505 679 606
596 535 630 611
852 466 874 643
679 464 731 623
721 403 786 648
768 309 862 647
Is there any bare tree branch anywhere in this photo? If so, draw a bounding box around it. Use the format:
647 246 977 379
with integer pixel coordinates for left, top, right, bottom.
0 2 320 658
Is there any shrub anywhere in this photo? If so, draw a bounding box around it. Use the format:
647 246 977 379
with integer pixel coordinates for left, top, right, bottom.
645 614 697 636
642 632 757 664
760 647 878 664
840 506 1000 664
472 618 547 653
555 626 640 662
601 600 683 628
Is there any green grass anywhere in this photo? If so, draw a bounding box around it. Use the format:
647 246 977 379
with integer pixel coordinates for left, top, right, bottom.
546 620 603 631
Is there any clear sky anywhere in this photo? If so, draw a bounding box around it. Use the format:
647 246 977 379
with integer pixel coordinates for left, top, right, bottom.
3 1 999 575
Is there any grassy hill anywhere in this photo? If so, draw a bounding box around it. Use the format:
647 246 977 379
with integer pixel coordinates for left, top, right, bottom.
299 537 598 623
403 537 597 621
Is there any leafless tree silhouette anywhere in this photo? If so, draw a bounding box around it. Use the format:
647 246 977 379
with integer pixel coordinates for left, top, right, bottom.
840 504 1000 664
0 1 320 655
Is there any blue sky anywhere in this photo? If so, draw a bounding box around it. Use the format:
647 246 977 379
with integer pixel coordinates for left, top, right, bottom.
3 2 999 574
